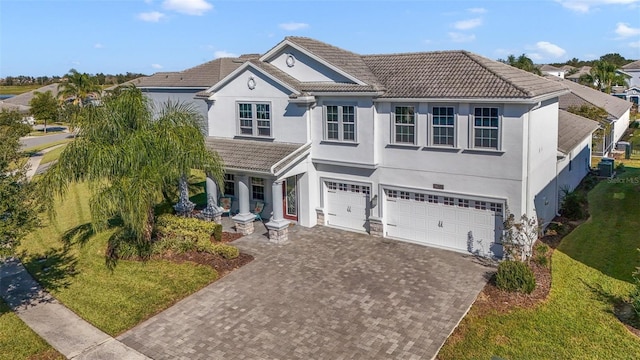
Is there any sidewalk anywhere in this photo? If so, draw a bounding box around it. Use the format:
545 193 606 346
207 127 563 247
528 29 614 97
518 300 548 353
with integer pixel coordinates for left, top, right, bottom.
25 143 64 180
0 258 150 360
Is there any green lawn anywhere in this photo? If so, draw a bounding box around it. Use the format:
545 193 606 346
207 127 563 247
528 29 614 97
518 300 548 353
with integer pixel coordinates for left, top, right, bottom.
439 168 640 359
0 300 63 360
0 85 42 95
16 182 219 336
39 144 67 165
22 139 73 155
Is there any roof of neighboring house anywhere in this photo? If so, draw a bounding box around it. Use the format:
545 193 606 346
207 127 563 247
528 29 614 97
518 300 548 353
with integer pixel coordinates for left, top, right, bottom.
361 51 566 98
1 83 60 107
205 137 310 174
565 66 591 79
132 56 257 88
0 101 30 113
622 60 640 70
561 65 575 71
548 76 632 120
557 109 600 154
539 64 562 72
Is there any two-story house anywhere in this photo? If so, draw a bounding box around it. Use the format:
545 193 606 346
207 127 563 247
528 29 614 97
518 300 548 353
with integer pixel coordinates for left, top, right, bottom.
178 36 586 258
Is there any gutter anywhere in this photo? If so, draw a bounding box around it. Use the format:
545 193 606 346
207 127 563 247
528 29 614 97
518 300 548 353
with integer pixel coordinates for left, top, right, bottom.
270 142 312 176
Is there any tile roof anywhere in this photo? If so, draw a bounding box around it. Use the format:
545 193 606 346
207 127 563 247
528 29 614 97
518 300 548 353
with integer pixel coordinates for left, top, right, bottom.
2 83 61 107
565 66 591 79
361 51 567 99
557 109 599 154
0 102 29 113
205 137 309 174
622 60 640 70
132 56 256 88
549 76 631 120
539 64 562 72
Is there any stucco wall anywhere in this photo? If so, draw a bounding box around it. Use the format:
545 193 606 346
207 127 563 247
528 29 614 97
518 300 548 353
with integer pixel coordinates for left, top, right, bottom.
267 47 353 83
141 88 208 132
557 136 592 205
613 108 631 145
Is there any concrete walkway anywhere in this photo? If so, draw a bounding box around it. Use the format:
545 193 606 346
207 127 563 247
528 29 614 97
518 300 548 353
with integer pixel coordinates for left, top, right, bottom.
25 143 65 180
0 258 150 360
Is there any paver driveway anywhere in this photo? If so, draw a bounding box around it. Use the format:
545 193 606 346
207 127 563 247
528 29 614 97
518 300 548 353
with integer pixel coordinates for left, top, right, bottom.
118 225 492 360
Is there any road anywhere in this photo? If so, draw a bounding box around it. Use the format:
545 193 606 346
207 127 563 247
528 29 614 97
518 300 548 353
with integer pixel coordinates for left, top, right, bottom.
20 130 74 149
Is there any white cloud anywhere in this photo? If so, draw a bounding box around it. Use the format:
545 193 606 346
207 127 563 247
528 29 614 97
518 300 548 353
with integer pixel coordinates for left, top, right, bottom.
535 41 567 57
448 32 476 43
138 11 165 22
615 22 640 37
467 7 487 14
94 43 104 49
630 40 640 47
453 18 482 30
214 50 238 58
278 22 309 31
151 64 163 69
556 0 640 13
162 0 212 16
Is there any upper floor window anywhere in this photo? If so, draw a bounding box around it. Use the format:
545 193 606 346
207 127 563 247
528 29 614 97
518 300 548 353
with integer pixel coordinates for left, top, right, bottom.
432 107 455 147
393 106 416 144
238 102 271 137
325 105 356 142
473 107 499 149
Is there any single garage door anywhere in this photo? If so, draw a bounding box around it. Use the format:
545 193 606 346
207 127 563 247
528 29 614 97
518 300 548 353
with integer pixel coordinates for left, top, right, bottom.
325 181 370 232
385 189 502 255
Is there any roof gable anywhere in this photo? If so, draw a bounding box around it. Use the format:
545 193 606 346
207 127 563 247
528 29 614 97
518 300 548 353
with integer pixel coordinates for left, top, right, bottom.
622 60 640 70
205 61 300 97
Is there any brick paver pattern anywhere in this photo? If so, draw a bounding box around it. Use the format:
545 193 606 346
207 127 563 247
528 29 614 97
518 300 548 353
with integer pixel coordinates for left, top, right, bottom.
118 225 491 360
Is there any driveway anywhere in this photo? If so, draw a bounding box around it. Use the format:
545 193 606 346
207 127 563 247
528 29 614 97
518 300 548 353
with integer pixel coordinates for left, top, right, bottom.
118 225 492 360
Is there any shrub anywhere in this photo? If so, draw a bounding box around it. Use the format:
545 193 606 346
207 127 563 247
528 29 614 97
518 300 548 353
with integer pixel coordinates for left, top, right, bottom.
495 260 536 294
560 191 586 220
153 214 236 258
616 163 626 173
581 175 599 192
197 242 239 259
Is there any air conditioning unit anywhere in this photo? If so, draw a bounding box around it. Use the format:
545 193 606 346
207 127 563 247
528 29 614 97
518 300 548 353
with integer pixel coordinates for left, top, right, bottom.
598 158 614 178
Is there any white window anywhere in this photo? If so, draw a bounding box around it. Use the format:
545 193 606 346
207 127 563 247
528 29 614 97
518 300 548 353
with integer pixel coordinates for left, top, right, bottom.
473 107 499 149
432 107 455 146
251 177 265 201
238 102 271 137
400 191 410 200
224 174 235 196
443 197 455 206
489 202 503 213
387 190 398 198
474 201 487 210
414 193 425 202
427 195 438 203
393 106 416 144
457 199 469 208
325 105 356 142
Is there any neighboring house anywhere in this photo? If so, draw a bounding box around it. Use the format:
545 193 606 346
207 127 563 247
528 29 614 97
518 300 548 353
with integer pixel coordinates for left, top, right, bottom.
129 55 258 132
622 60 640 88
154 36 608 259
0 83 60 112
566 66 591 83
547 76 632 156
539 64 565 79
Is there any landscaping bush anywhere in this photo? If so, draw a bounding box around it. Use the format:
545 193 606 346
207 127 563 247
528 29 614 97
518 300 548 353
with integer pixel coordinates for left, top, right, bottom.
495 260 536 294
581 175 599 192
560 190 586 220
533 243 550 268
156 214 222 242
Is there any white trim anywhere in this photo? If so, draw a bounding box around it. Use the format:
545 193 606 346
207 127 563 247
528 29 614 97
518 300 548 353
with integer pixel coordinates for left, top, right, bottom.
271 142 312 176
374 91 569 104
206 62 301 95
307 91 384 97
428 104 458 148
312 158 379 169
391 104 418 145
259 39 367 85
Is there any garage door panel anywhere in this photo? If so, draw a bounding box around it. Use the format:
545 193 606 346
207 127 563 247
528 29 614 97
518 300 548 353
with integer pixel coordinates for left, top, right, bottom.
325 182 369 232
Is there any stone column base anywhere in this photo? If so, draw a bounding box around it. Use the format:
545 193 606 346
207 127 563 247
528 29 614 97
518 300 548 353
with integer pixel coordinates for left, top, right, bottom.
315 208 325 226
266 219 290 244
369 216 383 237
201 206 223 223
233 213 255 235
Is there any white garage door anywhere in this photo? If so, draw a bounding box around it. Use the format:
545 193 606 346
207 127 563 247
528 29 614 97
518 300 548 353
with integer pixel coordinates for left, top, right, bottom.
325 181 370 232
385 189 502 255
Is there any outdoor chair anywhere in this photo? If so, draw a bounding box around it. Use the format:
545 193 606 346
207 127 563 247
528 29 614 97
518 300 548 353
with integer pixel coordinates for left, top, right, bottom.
251 201 266 221
218 196 234 217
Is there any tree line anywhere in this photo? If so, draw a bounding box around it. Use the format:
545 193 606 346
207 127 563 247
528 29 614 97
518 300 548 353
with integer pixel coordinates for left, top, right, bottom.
1 71 147 87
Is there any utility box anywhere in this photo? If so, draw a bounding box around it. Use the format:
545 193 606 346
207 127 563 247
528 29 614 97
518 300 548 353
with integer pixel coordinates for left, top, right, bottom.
598 158 614 177
617 141 632 159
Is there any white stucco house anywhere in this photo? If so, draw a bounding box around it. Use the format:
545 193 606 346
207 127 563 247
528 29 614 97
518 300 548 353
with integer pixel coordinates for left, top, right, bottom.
139 37 607 258
539 64 565 79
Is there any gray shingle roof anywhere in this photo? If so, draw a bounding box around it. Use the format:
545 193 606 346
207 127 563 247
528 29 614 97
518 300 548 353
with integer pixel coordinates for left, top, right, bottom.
205 137 309 174
132 57 254 88
557 109 599 154
622 60 640 70
2 83 61 107
549 76 631 120
539 64 562 72
565 66 591 79
361 51 567 99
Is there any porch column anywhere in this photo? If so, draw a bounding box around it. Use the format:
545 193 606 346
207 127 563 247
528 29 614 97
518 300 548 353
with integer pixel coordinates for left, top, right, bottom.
201 174 222 222
233 174 255 235
174 174 195 216
266 180 290 243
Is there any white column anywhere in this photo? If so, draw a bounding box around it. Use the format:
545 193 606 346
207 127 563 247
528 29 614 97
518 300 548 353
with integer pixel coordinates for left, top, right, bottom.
205 176 218 208
237 175 250 215
271 180 284 221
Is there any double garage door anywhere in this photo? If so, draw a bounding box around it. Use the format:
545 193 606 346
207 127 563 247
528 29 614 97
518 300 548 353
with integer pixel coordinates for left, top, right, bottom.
385 189 502 254
323 180 502 254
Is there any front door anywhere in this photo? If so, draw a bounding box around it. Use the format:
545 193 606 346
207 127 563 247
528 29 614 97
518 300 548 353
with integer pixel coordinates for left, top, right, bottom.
283 176 298 221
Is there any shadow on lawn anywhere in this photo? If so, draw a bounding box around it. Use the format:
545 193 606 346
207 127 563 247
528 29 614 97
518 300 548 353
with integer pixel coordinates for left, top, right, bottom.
582 279 640 333
19 246 79 294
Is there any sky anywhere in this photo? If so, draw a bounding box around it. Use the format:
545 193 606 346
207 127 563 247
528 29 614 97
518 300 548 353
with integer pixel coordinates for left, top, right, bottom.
1 0 639 78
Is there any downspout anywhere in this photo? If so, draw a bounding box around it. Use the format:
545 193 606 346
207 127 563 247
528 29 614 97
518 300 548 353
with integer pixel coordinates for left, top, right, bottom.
525 102 542 218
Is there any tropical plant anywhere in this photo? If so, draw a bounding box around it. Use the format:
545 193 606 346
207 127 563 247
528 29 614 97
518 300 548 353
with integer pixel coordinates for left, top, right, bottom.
501 54 542 75
41 86 223 260
579 60 628 93
57 69 102 129
0 110 40 257
29 90 59 133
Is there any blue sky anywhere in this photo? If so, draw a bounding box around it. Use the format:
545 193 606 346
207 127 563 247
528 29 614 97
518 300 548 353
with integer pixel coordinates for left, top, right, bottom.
1 0 639 77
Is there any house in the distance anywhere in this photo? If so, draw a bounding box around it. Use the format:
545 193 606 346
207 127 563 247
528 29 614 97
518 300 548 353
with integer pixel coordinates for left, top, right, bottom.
141 37 606 258
539 64 565 79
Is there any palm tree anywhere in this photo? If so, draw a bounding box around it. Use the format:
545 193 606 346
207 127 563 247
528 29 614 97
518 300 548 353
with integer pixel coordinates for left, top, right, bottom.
580 60 628 94
501 54 542 75
42 86 223 254
57 69 102 129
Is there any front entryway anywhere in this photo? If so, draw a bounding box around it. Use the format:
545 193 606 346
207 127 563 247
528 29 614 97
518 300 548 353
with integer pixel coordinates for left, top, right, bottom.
283 176 298 221
324 181 370 232
384 189 502 255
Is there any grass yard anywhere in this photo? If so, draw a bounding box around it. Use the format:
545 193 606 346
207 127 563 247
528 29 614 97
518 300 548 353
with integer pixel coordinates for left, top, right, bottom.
439 168 640 359
22 139 73 155
0 85 41 95
39 144 67 165
0 300 63 360
16 182 219 336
